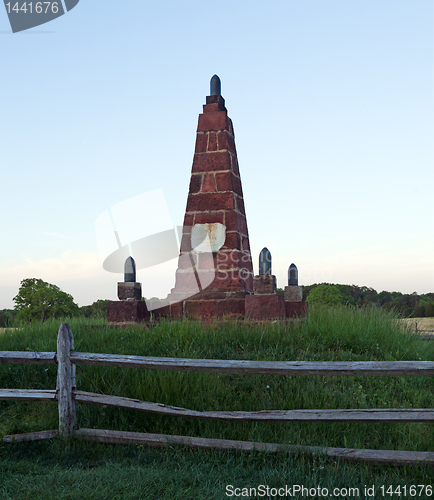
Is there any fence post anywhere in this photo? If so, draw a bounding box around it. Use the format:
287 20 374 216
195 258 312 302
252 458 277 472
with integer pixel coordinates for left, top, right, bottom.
57 323 76 438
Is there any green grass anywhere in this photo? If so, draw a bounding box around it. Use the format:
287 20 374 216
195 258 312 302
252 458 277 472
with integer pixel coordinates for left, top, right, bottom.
1 440 433 500
1 306 433 498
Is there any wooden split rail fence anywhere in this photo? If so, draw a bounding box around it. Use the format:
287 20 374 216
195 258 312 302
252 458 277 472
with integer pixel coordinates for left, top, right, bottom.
1 323 434 467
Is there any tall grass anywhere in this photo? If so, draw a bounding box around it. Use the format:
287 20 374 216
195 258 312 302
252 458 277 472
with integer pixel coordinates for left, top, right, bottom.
0 305 432 453
1 306 433 497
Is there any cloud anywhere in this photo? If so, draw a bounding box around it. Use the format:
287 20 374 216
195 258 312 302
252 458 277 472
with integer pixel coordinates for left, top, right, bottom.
0 250 181 308
0 251 102 286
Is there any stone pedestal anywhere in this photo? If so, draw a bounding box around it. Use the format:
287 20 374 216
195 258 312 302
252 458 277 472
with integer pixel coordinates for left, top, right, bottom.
107 300 150 323
284 285 302 302
153 290 246 321
253 275 277 295
285 301 309 318
245 294 285 320
117 282 142 301
184 298 245 320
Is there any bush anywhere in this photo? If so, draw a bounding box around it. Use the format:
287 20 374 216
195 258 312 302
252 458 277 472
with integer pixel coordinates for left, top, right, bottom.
306 284 343 306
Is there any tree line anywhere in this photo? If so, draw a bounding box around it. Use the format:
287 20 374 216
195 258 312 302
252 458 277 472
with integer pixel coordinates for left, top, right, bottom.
300 283 434 317
0 278 110 327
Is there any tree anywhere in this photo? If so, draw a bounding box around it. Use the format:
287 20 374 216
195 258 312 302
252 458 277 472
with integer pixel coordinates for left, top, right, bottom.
366 287 379 303
301 284 315 301
0 311 7 328
306 284 343 306
383 301 399 313
80 305 93 319
335 284 356 306
425 302 434 318
0 309 17 327
413 303 425 318
401 305 411 318
378 291 391 306
91 299 110 319
13 278 80 323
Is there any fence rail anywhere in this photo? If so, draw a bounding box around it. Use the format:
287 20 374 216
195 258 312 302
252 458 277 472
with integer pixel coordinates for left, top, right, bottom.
70 352 434 376
1 322 433 466
2 350 433 376
0 389 56 401
74 390 434 422
0 351 56 364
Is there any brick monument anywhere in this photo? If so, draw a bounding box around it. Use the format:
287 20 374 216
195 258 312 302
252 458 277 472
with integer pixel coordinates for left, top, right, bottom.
160 75 254 319
108 76 308 323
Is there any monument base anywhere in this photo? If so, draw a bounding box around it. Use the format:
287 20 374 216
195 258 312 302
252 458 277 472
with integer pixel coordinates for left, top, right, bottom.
253 275 277 294
107 300 150 323
117 282 142 301
245 294 285 320
132 295 309 322
285 301 309 318
152 293 246 321
184 298 245 320
284 285 302 302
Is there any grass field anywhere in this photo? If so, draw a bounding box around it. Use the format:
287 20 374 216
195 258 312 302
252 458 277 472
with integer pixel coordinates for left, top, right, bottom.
401 317 434 331
0 328 19 334
1 306 433 499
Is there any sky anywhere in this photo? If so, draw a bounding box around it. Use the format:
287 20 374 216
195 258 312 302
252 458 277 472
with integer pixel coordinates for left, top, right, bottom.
0 0 433 309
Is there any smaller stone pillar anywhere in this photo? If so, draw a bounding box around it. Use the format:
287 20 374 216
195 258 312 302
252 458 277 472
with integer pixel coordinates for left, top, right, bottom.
246 248 285 320
117 256 142 300
284 263 302 301
107 257 149 323
283 263 308 319
253 247 277 294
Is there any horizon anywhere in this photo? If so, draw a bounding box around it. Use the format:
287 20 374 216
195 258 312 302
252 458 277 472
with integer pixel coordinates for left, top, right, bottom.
4 280 432 311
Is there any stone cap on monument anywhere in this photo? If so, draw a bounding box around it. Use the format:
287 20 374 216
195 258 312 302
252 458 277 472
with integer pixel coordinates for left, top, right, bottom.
259 247 272 275
124 256 136 283
288 263 298 286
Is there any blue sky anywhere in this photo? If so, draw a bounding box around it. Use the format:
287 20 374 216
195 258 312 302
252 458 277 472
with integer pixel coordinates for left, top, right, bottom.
0 0 433 308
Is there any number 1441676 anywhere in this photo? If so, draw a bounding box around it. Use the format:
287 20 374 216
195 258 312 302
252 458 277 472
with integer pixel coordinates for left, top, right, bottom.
5 2 60 14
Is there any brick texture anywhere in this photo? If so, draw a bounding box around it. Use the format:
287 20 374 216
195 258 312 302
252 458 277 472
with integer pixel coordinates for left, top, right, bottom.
285 301 309 318
192 151 232 173
107 301 150 323
171 90 254 302
245 295 285 320
184 299 245 320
